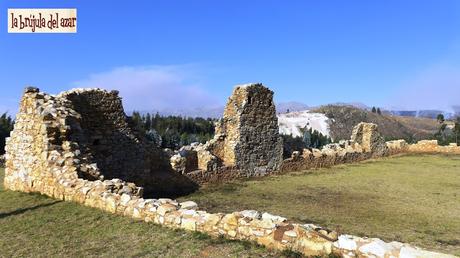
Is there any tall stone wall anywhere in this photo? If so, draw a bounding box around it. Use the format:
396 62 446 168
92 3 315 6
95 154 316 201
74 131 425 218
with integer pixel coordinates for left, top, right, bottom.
208 83 283 176
4 87 196 197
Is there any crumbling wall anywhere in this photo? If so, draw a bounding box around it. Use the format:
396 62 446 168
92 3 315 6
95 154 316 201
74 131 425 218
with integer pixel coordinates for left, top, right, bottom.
168 83 284 182
283 123 460 173
407 140 460 154
208 83 283 176
386 139 409 155
4 87 196 197
350 122 388 156
3 87 455 258
282 122 388 171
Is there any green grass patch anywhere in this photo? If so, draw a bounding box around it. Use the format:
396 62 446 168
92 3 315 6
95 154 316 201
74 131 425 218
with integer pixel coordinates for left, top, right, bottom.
1 154 459 256
179 154 460 256
0 168 286 257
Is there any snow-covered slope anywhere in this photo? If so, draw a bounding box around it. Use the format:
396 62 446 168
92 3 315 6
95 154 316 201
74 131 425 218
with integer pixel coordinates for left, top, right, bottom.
278 110 330 137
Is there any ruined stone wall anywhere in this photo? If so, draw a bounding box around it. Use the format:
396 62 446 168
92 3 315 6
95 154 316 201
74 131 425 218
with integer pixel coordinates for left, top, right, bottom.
351 122 388 156
282 122 387 172
282 124 460 173
407 140 460 154
168 83 284 182
3 88 456 258
4 87 196 197
208 83 283 176
59 89 171 185
2 90 143 200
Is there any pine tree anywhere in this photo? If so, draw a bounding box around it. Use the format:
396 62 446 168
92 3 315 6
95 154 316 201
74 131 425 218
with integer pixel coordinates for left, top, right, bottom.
0 113 14 155
371 107 376 113
436 114 445 124
145 113 151 130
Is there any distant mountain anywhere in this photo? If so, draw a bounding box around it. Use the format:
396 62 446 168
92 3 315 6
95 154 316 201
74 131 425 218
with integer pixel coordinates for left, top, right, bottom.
450 106 460 118
276 101 310 114
388 110 454 119
127 101 459 122
130 101 311 119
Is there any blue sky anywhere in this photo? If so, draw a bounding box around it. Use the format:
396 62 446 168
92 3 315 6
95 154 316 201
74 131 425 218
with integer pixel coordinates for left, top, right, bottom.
1 0 460 113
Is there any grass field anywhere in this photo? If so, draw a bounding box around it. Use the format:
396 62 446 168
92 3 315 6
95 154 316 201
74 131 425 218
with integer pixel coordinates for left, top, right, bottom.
179 154 460 256
0 168 287 257
1 155 459 256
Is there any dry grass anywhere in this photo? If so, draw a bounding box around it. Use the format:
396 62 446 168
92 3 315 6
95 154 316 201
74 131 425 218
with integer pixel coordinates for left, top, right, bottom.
179 154 460 256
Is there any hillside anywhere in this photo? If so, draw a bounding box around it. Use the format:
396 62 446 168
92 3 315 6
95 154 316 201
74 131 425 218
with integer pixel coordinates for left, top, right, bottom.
312 105 440 141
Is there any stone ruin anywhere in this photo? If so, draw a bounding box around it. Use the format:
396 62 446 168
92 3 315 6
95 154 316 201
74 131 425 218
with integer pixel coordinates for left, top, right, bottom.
3 87 196 197
350 122 389 156
3 85 458 258
169 83 283 182
281 122 388 171
283 121 460 172
4 83 285 196
209 83 283 174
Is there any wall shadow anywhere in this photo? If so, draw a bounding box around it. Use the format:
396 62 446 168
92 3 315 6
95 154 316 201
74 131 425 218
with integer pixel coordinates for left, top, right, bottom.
0 201 61 219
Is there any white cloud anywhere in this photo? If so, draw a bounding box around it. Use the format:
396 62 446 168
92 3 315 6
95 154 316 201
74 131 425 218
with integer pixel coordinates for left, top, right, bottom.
72 65 220 111
389 64 460 111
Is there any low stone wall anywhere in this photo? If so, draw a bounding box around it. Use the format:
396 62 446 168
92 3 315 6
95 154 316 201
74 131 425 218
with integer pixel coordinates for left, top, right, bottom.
407 140 460 154
281 137 459 176
281 141 373 172
177 126 460 186
4 168 455 257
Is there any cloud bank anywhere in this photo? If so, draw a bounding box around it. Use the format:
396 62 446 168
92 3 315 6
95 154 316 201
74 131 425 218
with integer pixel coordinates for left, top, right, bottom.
389 64 460 111
73 65 220 112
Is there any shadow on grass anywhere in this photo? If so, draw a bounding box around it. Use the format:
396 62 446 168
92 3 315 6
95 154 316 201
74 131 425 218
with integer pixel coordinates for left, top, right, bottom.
0 200 61 219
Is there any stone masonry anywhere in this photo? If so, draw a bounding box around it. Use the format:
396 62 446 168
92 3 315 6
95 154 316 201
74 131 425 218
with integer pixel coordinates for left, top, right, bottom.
207 83 283 176
282 122 380 172
350 122 389 156
2 87 458 258
4 87 196 197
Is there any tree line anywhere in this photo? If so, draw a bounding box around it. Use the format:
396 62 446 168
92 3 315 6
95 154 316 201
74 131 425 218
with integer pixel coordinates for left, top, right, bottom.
282 127 332 158
129 112 216 150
